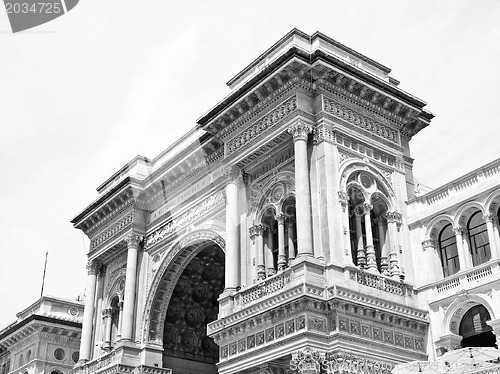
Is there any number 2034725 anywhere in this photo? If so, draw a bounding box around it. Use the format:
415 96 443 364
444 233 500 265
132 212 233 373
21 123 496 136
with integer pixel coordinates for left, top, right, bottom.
5 2 62 14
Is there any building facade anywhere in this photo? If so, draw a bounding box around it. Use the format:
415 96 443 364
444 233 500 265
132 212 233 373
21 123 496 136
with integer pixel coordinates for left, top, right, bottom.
70 29 499 374
0 297 84 374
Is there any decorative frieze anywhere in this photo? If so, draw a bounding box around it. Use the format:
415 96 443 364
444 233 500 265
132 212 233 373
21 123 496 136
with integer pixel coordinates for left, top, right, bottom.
226 95 297 154
91 211 134 250
323 96 398 144
145 191 225 249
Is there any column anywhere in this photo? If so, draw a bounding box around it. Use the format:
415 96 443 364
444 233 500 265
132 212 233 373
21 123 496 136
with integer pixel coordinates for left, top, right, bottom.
287 121 313 256
276 214 286 271
287 218 296 264
386 212 401 279
121 234 141 342
354 206 366 268
339 191 354 265
102 308 112 349
116 301 124 341
377 216 389 275
249 226 258 282
225 177 240 290
265 228 276 276
79 260 100 362
484 213 500 259
363 203 378 273
453 226 472 270
255 225 266 280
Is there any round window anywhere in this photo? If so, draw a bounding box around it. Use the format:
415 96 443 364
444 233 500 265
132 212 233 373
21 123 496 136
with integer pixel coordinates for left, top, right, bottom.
72 351 79 363
54 348 65 361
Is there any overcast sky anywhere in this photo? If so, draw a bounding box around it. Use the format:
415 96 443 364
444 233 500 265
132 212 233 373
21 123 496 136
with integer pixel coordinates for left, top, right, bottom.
0 1 499 326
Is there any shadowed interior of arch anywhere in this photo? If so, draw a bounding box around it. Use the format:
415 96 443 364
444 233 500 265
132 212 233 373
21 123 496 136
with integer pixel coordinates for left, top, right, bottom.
459 304 496 348
162 244 225 373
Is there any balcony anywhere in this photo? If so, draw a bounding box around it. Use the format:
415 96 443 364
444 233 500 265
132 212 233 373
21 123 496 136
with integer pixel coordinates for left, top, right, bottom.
420 259 500 302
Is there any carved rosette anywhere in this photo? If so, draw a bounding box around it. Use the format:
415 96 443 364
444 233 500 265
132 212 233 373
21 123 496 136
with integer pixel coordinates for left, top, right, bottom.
287 121 312 141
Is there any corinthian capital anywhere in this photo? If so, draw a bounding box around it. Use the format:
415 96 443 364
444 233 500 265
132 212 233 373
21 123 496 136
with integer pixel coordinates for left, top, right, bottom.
453 226 464 236
287 121 312 141
221 165 241 183
276 213 285 225
124 234 142 248
86 260 101 275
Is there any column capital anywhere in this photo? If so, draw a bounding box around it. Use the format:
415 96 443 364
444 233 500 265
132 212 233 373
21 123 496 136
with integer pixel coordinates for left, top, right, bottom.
276 213 285 225
287 120 312 141
422 239 436 251
374 215 386 226
354 204 365 217
385 211 402 224
249 225 257 239
86 260 101 275
453 225 464 236
362 203 373 214
124 233 143 248
338 191 348 212
254 224 265 236
484 213 496 223
221 165 241 184
102 308 113 318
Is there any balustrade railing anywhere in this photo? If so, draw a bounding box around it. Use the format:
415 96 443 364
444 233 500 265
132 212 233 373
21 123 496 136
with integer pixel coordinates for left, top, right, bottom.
83 351 116 374
349 268 413 297
433 262 494 294
236 270 291 306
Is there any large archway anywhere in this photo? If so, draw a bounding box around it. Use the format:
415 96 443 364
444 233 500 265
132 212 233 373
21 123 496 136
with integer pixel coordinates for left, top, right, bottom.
162 243 225 373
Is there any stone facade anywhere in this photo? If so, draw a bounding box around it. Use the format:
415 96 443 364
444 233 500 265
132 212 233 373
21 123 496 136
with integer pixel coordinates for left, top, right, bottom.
0 296 84 374
69 29 499 374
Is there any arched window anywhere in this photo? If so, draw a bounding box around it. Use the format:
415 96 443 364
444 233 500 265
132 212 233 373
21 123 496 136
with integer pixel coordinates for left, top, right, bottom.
110 297 120 344
468 211 491 266
347 175 390 274
459 305 496 347
438 224 459 277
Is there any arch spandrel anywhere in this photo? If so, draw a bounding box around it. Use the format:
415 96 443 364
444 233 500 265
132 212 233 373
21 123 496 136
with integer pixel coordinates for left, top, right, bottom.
454 201 486 227
141 229 225 345
425 215 455 240
484 188 500 213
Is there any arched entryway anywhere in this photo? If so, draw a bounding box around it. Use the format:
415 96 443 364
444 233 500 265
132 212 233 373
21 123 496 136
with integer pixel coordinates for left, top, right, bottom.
460 304 496 348
163 244 224 373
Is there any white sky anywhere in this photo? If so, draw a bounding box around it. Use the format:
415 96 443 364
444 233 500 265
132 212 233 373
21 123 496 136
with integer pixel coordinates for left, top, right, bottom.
0 0 499 326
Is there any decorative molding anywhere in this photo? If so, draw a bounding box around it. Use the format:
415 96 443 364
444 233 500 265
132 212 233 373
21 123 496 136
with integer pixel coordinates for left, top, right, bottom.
226 95 297 154
323 96 398 144
145 191 225 249
91 211 134 250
